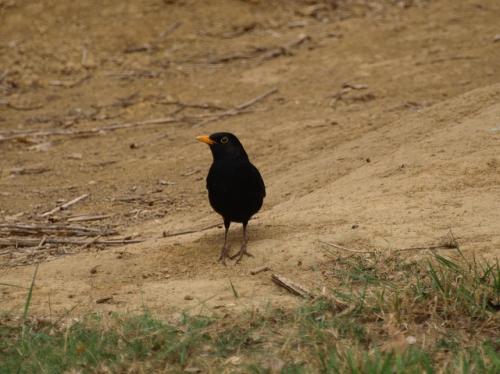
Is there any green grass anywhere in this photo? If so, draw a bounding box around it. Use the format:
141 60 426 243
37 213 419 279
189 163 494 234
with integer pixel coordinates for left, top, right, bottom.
1 252 499 373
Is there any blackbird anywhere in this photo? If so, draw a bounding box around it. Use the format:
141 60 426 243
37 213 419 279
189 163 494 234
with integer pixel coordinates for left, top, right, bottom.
196 132 265 264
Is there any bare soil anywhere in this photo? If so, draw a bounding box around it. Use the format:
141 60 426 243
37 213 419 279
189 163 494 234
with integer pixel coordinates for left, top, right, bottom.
1 0 499 319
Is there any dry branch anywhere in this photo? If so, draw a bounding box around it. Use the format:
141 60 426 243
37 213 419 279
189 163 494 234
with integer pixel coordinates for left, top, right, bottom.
0 237 143 248
48 75 90 88
40 194 89 217
194 87 278 127
250 266 270 275
67 215 112 223
0 89 277 143
236 88 278 110
392 232 459 252
3 102 44 111
157 21 182 41
203 34 311 65
10 166 51 175
319 231 459 254
80 235 102 249
271 273 314 298
318 240 377 254
104 70 161 80
159 99 227 112
0 223 116 237
393 244 459 252
95 296 113 304
162 223 222 238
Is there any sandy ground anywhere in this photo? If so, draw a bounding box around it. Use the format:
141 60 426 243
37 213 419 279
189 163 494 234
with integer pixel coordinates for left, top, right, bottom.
1 0 499 320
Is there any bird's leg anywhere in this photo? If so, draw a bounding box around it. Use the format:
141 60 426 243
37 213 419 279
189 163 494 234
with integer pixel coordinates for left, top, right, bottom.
218 220 231 265
230 223 254 263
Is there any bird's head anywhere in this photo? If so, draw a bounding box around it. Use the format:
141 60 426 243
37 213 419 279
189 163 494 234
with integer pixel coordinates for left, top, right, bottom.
196 132 249 161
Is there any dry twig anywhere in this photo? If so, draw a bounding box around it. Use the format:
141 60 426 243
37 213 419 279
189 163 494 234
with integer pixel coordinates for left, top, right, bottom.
162 223 222 238
318 240 377 254
203 34 311 65
194 87 278 127
67 215 112 223
80 235 103 250
2 101 44 111
95 296 113 304
158 21 182 40
0 89 276 143
271 273 314 298
0 223 116 237
319 231 459 255
250 266 270 275
0 237 143 248
40 194 89 217
48 75 90 88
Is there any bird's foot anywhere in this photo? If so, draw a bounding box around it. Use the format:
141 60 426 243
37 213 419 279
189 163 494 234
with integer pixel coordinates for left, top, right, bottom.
230 244 253 263
218 245 231 266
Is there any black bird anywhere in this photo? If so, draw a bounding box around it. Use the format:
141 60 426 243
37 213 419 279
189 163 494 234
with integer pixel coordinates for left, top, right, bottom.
196 132 265 264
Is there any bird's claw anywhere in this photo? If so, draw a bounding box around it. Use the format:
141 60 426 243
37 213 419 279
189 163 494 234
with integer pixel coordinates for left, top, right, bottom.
230 245 253 263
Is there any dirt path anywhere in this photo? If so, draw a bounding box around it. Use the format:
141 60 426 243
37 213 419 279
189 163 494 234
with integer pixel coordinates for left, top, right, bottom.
1 0 499 319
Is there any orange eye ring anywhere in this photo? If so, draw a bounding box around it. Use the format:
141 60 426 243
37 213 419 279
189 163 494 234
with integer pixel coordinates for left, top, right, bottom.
221 136 229 144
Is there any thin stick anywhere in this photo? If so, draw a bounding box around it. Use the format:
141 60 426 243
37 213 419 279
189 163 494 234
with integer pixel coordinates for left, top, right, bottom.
319 238 459 254
202 34 310 65
194 88 277 127
318 240 377 254
235 88 278 110
0 282 28 289
158 21 182 40
79 235 102 249
392 243 459 252
48 75 90 88
29 236 47 258
0 223 115 236
162 223 222 238
96 296 113 304
4 102 44 111
250 266 270 275
67 215 112 223
0 237 143 248
40 194 89 217
271 273 313 298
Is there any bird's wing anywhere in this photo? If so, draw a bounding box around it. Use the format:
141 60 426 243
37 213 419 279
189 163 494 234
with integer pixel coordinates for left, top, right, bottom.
250 163 266 198
207 160 265 198
235 161 265 198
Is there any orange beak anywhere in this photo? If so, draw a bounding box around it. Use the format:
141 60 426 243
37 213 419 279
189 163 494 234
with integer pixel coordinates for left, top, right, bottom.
196 135 215 145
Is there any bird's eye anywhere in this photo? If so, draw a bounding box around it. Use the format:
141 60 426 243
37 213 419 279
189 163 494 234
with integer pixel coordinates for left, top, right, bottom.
220 136 229 144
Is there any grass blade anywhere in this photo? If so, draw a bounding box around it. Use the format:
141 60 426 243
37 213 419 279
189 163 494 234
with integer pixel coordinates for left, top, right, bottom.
229 279 239 298
21 263 40 341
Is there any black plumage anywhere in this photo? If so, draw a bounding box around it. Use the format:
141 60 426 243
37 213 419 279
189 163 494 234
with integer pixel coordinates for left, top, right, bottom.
196 132 265 264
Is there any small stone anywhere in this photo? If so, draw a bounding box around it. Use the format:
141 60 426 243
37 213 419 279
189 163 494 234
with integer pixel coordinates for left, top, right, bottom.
184 295 194 300
184 368 202 373
68 153 83 160
406 336 417 345
225 356 242 365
